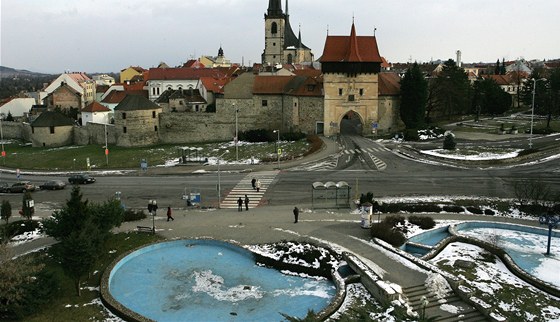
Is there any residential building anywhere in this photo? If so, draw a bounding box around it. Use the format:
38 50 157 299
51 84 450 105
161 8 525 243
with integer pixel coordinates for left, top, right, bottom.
0 96 36 119
44 83 82 111
81 101 111 124
120 66 146 83
155 88 207 113
199 47 233 68
93 74 116 86
41 72 96 108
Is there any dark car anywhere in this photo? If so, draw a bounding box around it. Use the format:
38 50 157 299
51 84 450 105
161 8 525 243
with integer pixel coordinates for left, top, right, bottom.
9 181 36 193
68 174 96 184
39 180 67 190
0 183 9 193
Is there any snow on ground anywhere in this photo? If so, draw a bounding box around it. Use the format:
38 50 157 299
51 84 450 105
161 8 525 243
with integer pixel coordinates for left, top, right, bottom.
431 242 560 322
420 148 521 161
9 228 43 246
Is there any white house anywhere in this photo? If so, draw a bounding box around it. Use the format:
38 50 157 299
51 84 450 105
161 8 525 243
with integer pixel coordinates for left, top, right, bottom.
0 97 36 118
81 101 111 124
92 74 116 86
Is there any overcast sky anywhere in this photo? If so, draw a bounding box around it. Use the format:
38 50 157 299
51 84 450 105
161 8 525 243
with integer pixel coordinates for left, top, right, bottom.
1 0 559 74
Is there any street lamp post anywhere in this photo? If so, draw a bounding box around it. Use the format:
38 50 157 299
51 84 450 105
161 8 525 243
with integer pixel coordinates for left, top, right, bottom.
0 113 5 165
217 150 229 209
273 129 280 169
104 123 109 166
234 104 238 162
529 78 547 149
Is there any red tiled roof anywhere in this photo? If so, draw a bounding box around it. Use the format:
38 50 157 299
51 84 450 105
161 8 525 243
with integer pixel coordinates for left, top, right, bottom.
183 60 206 68
96 85 110 94
82 101 110 112
147 67 227 80
200 77 229 94
482 74 512 86
67 72 91 83
102 91 127 104
379 73 401 96
320 23 382 63
292 68 322 78
253 76 295 94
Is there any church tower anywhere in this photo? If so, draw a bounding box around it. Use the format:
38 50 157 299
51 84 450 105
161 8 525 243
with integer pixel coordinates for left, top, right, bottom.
262 0 314 66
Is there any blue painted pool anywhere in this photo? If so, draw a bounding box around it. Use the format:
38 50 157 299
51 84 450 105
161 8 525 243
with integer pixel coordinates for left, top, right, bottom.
408 226 452 246
456 222 560 288
109 240 336 321
402 243 431 257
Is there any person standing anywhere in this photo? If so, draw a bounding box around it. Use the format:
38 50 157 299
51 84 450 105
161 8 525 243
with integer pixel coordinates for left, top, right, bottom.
293 206 299 223
256 179 261 192
237 197 243 212
251 178 256 190
166 206 174 221
244 195 249 211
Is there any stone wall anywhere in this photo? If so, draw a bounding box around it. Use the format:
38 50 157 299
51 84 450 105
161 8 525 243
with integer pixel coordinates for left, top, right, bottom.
74 123 118 146
115 109 161 147
0 121 26 140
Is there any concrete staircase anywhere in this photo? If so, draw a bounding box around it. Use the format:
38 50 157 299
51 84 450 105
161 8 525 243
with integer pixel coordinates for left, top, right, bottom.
403 284 487 322
220 170 279 209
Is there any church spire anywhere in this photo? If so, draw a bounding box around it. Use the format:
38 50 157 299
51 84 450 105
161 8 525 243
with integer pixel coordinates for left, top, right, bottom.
285 0 289 16
298 24 302 48
267 0 283 17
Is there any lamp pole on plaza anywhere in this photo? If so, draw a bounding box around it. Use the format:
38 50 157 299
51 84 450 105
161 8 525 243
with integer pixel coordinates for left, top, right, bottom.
529 78 547 149
0 113 5 165
217 150 229 209
234 104 238 162
273 129 280 169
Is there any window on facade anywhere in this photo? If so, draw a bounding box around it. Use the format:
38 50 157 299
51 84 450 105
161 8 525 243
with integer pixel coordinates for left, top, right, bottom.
338 88 343 96
50 126 55 134
287 54 293 64
359 89 364 96
348 95 355 102
179 101 183 105
123 126 127 133
122 112 126 120
307 85 315 91
262 100 268 107
294 102 297 107
195 105 199 112
271 22 278 34
152 111 156 118
31 127 34 134
154 126 158 132
273 42 276 47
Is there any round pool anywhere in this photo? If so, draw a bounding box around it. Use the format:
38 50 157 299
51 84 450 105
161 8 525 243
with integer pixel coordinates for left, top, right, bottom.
105 239 336 321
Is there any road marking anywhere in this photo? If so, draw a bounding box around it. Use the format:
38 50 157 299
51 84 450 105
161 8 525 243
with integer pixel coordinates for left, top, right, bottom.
220 171 279 209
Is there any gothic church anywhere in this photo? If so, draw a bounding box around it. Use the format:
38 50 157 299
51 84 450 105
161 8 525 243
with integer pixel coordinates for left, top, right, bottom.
262 0 314 65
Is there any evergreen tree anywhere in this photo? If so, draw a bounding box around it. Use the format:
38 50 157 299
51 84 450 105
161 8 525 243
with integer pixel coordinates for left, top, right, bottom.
429 59 471 119
1 200 11 225
443 131 456 150
5 112 14 122
399 63 428 129
500 58 507 75
472 78 512 116
495 59 500 75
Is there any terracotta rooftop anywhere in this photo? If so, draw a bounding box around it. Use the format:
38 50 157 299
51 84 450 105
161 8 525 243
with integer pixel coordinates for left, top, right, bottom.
320 23 382 63
378 73 401 96
82 101 110 113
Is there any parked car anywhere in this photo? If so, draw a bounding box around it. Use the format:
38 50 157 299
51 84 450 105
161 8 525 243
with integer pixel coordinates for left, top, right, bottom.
0 183 9 193
9 181 36 193
39 180 66 190
68 174 96 184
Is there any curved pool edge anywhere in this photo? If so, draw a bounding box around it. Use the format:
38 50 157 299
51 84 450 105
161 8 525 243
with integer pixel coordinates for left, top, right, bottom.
100 237 346 322
449 221 560 298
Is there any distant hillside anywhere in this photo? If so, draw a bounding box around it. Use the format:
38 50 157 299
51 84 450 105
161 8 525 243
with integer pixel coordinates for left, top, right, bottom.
0 66 52 78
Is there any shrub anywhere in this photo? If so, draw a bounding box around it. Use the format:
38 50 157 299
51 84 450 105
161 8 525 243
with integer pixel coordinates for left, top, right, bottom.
484 209 495 216
1 220 40 241
401 204 441 213
123 209 147 222
404 129 420 141
370 222 406 247
303 135 323 156
383 215 406 227
443 131 456 150
442 205 464 213
466 206 483 214
408 216 436 229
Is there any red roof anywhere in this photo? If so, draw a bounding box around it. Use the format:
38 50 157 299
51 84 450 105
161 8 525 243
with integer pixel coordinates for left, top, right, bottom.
102 91 127 104
147 67 229 80
82 101 110 112
378 73 401 96
482 74 512 86
320 23 382 63
200 77 230 94
253 76 295 94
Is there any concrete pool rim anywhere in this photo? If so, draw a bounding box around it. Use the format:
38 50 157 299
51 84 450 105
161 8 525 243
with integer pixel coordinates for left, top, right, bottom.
100 238 346 322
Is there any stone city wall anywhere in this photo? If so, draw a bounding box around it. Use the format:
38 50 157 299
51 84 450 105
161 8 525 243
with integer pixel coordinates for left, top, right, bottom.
74 123 118 146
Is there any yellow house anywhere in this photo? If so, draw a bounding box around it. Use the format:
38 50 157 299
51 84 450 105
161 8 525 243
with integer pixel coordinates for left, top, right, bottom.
120 66 146 83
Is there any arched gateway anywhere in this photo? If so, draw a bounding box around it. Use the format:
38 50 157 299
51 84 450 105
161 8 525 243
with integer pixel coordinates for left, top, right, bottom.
320 23 383 136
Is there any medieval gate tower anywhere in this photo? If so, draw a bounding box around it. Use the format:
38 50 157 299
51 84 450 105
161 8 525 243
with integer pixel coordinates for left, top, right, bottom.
320 23 383 136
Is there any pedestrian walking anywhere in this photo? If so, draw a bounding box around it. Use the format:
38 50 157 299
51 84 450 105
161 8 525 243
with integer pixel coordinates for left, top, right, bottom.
251 178 256 190
256 179 261 192
166 206 174 221
237 197 243 212
244 195 249 211
293 206 299 223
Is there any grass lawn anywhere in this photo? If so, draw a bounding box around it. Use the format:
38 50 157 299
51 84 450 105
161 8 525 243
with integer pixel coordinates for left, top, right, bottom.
0 139 309 171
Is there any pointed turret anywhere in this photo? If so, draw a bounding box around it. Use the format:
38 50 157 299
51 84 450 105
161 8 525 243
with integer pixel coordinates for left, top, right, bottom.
345 22 362 62
267 0 283 17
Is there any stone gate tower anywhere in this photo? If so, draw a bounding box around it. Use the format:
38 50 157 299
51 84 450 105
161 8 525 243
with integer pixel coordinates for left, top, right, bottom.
262 0 314 66
320 23 383 136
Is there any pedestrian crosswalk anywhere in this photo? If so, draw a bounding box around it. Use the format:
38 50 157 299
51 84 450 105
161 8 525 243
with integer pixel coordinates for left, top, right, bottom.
220 170 279 209
341 146 391 154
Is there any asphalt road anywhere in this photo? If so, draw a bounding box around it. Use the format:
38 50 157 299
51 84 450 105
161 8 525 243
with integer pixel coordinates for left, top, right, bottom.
1 133 559 213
